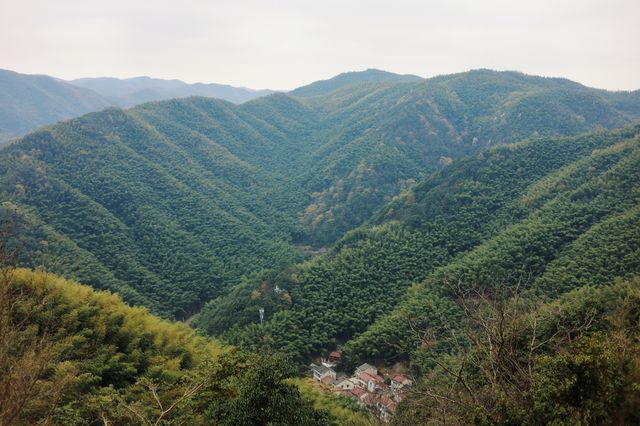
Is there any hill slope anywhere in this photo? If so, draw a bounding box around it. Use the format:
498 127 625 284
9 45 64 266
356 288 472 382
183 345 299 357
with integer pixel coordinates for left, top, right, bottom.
0 98 315 318
2 70 638 322
200 126 640 368
0 267 345 425
290 68 422 97
294 69 635 243
0 69 111 143
0 70 275 144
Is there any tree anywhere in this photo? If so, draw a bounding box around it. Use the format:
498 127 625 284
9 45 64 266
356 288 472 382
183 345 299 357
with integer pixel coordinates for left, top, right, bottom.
207 352 330 425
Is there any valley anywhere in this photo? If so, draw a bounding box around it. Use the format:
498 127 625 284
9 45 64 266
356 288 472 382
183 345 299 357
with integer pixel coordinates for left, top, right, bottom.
1 68 640 425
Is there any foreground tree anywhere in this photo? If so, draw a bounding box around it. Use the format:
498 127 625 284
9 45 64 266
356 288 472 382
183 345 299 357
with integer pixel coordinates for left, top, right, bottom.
394 275 640 425
207 352 330 425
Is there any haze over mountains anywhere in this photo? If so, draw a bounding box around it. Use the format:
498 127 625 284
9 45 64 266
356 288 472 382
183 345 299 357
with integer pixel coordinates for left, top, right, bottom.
70 75 275 107
2 67 640 424
0 69 275 143
0 69 111 142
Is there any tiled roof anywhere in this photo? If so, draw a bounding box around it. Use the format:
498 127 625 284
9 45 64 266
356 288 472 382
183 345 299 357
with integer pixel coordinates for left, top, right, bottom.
392 374 410 383
320 376 334 385
350 387 366 397
359 371 384 384
358 372 375 382
362 393 378 405
357 363 375 371
312 365 333 375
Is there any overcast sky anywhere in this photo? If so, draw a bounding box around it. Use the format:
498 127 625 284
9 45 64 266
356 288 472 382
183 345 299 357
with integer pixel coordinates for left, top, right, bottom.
1 0 638 91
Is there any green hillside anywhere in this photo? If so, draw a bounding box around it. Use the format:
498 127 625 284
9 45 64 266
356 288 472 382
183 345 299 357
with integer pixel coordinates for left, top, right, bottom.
0 101 311 319
1 69 638 322
393 276 640 425
2 68 640 424
295 69 634 243
0 267 344 425
290 69 423 97
202 126 640 368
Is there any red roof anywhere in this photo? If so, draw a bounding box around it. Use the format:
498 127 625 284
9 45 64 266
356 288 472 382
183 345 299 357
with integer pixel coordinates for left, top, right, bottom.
320 376 334 385
362 393 378 405
329 351 341 359
379 395 397 413
360 372 384 384
350 387 366 397
392 374 409 383
358 372 375 382
371 374 385 384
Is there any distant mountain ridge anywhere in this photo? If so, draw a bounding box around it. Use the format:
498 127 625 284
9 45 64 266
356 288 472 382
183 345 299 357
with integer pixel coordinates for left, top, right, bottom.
290 68 423 97
0 69 276 143
0 69 111 142
69 75 275 107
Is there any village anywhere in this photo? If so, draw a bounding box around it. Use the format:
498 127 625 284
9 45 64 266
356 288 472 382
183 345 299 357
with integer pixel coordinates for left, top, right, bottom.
309 352 412 422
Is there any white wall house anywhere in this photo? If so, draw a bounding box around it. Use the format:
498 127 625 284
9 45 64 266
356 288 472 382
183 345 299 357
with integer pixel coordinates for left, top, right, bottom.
312 365 336 382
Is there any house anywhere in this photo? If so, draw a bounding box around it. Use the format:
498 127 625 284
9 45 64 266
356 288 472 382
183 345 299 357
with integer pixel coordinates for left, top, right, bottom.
329 351 342 363
320 375 334 386
377 396 397 422
355 363 377 376
333 376 355 391
391 374 413 392
361 392 378 407
321 358 336 368
369 374 385 392
339 388 366 402
311 365 336 382
352 372 368 388
357 371 385 393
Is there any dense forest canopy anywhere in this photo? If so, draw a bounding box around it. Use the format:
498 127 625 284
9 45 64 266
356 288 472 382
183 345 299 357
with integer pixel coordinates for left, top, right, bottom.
1 68 640 424
0 267 361 425
203 127 640 364
2 70 639 319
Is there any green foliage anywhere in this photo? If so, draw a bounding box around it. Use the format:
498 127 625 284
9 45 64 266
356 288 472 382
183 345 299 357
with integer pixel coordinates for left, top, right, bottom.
2 69 640 425
208 352 330 426
394 278 640 425
1 268 334 425
217 127 640 367
292 378 377 426
0 102 309 319
2 70 637 321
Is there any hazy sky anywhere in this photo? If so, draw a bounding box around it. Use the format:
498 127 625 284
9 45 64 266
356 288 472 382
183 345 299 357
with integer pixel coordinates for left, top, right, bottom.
1 0 639 90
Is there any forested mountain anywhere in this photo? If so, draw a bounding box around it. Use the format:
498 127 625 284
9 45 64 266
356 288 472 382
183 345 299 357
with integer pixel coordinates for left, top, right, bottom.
0 99 312 319
1 70 638 324
294 69 636 243
199 126 640 370
70 76 275 107
0 69 111 143
1 267 363 425
2 67 640 424
0 70 275 144
290 69 422 97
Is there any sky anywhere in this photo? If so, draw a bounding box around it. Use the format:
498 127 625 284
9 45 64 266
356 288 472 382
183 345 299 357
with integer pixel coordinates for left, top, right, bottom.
1 0 639 91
